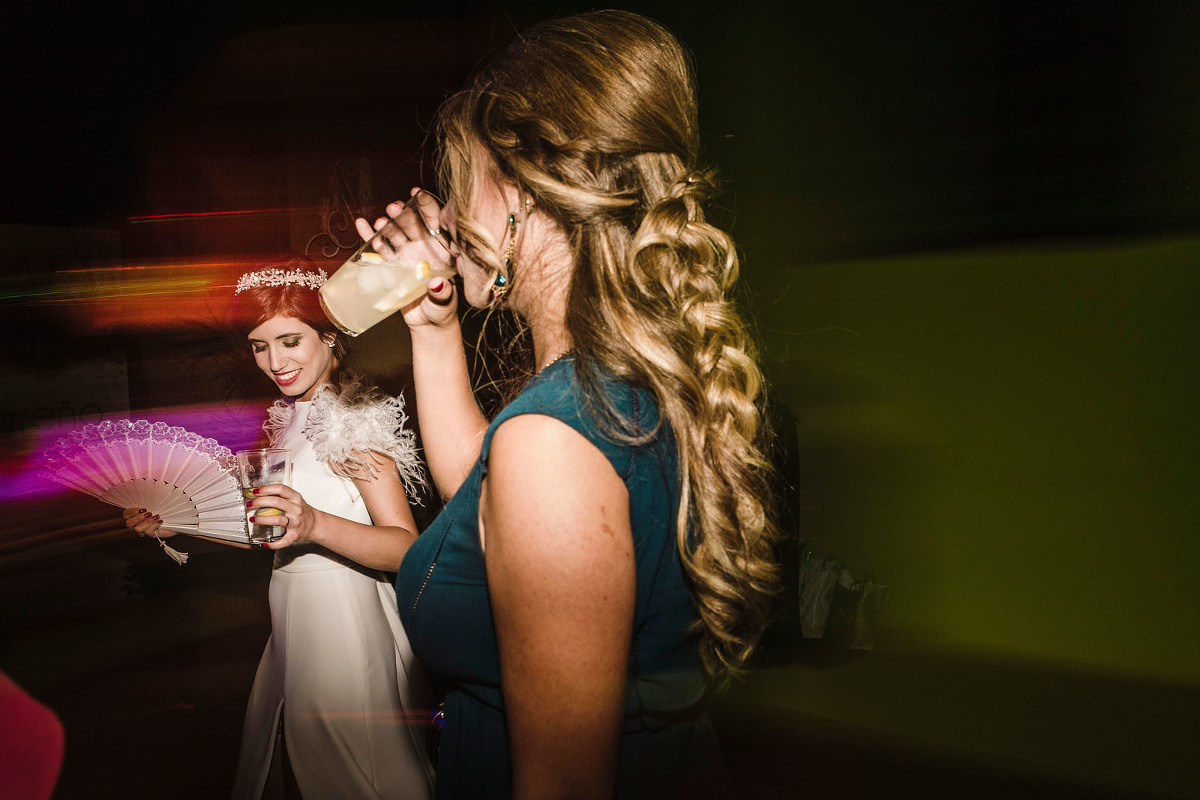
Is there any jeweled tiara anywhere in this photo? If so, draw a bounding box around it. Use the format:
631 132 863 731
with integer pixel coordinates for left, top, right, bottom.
235 267 328 294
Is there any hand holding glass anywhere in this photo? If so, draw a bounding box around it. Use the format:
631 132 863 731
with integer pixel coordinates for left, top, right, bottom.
236 449 293 544
320 190 455 336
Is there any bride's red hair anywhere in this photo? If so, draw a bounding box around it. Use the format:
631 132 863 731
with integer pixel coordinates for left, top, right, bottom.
232 258 346 360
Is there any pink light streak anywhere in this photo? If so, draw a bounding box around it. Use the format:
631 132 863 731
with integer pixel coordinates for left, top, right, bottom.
128 208 298 223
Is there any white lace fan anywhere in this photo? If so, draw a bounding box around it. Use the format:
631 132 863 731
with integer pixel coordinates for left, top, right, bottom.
42 419 249 562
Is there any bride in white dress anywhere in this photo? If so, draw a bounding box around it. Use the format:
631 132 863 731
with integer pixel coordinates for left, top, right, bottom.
124 261 436 800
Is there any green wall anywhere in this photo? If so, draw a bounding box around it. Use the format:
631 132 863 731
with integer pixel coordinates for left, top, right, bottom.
754 235 1200 685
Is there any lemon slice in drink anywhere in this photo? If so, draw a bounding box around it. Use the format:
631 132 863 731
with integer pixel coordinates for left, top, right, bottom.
372 262 433 313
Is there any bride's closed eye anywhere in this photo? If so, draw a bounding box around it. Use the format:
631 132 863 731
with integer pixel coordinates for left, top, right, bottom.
251 336 303 354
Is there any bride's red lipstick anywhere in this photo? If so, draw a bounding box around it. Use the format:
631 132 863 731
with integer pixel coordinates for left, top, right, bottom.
274 368 300 387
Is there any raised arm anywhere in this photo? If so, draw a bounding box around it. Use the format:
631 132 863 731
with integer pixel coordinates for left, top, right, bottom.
358 189 488 499
407 310 488 499
482 414 636 800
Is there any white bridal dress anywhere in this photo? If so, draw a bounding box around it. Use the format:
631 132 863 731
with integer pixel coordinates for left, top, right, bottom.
231 381 434 800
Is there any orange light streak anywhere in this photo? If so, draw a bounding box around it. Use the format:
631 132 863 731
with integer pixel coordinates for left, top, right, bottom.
40 257 336 332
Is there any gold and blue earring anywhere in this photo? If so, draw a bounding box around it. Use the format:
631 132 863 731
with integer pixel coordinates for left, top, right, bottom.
491 272 509 299
492 212 518 300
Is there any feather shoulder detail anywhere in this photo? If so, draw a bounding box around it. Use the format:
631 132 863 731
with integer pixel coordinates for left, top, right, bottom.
263 399 295 448
306 376 427 500
262 376 427 501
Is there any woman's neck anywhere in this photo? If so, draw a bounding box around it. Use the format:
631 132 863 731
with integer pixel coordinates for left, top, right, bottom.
511 224 573 372
294 376 335 403
531 327 572 372
516 276 571 371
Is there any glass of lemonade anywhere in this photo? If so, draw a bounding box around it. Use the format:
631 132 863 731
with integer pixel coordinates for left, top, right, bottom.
235 448 293 544
320 190 455 337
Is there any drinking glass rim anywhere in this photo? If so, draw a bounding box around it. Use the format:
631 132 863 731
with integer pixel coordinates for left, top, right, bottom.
400 188 452 254
352 188 453 265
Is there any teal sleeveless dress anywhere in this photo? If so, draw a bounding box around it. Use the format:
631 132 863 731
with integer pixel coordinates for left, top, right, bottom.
395 356 726 799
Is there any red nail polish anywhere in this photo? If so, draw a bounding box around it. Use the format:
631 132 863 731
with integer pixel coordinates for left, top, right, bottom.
249 516 257 523
430 279 445 293
253 488 261 495
138 508 147 513
246 502 254 509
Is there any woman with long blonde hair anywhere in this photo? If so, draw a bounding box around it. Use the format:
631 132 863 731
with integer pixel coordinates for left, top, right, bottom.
366 10 780 798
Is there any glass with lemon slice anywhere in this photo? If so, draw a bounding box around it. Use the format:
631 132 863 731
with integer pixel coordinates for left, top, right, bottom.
319 191 455 336
320 252 454 336
235 449 293 544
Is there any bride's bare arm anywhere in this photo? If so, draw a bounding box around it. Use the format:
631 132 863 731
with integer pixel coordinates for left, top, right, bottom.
248 452 419 571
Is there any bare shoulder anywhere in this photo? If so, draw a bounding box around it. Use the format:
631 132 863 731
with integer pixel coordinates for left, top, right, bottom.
490 413 607 466
485 413 629 555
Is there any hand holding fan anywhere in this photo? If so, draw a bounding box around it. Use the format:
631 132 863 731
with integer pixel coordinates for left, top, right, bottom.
41 419 250 562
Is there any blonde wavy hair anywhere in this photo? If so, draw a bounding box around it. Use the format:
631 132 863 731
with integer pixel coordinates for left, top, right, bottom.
436 9 780 680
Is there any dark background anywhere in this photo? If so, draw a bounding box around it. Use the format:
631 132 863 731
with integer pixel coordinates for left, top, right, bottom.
7 1 1199 245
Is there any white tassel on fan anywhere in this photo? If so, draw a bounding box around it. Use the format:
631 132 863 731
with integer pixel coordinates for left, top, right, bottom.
42 419 248 562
